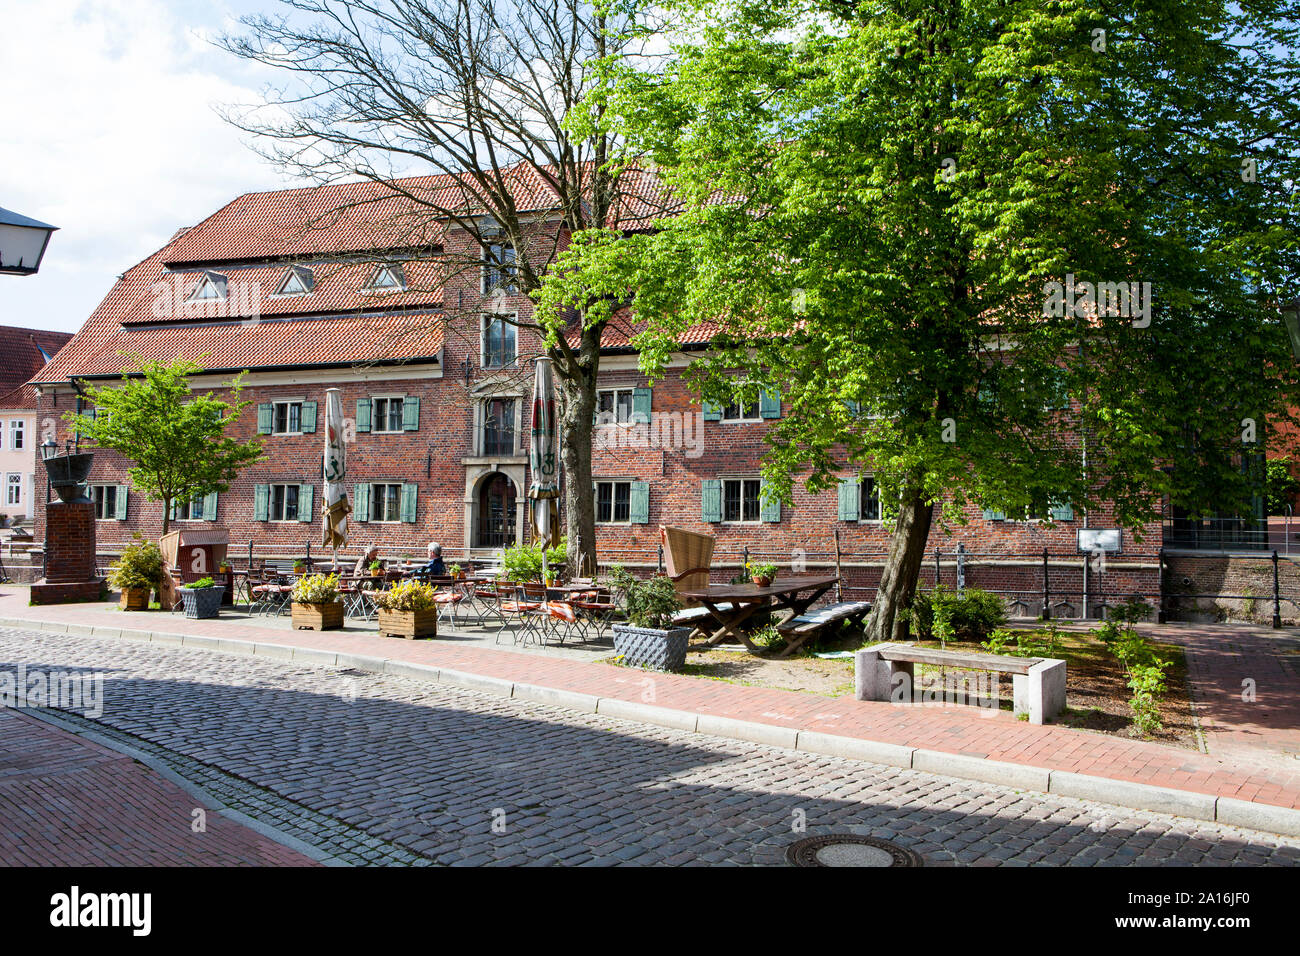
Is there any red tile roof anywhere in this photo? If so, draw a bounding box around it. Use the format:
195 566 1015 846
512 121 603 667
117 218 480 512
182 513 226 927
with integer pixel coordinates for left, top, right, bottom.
0 326 73 407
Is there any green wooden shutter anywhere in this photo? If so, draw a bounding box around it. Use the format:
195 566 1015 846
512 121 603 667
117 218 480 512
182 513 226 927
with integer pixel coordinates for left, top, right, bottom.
631 387 652 425
1048 499 1074 522
403 396 421 431
114 485 128 521
837 478 860 521
257 403 273 434
254 484 270 521
702 401 722 422
298 484 314 522
203 491 218 521
354 483 371 522
701 479 722 522
760 485 781 523
842 399 861 419
169 498 178 521
299 401 317 433
759 388 782 419
982 507 1006 521
629 481 650 524
356 398 372 433
400 482 418 523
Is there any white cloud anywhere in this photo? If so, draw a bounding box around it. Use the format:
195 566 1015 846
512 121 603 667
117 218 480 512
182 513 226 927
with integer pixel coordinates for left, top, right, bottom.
0 0 311 332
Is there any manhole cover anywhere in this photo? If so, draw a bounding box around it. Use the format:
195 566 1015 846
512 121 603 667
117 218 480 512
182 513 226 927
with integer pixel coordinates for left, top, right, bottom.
786 835 923 867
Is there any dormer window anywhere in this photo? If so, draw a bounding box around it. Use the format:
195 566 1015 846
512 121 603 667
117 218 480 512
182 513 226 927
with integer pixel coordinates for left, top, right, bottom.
365 263 406 292
187 271 227 302
275 265 315 296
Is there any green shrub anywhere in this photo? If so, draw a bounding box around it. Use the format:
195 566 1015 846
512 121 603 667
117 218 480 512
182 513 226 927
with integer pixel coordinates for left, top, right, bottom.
107 535 164 591
1094 617 1172 736
502 537 568 583
291 573 341 604
185 577 216 590
982 625 1060 658
623 575 683 630
906 586 1007 642
375 580 438 611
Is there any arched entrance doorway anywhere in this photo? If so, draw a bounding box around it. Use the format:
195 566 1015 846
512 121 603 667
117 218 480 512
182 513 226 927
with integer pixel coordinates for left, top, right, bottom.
476 472 517 548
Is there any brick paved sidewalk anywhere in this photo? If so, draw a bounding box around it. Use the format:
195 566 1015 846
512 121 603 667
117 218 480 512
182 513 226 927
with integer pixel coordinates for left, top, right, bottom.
0 708 317 866
3 589 1298 812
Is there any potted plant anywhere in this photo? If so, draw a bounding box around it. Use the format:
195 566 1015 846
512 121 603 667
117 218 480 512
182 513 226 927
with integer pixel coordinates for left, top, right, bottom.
107 535 164 611
179 576 223 619
447 563 463 580
374 580 439 639
611 575 689 672
290 572 344 630
368 559 383 575
746 561 778 588
293 559 308 575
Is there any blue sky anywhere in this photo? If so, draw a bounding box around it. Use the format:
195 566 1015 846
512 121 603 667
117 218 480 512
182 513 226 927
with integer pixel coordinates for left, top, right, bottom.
0 0 427 335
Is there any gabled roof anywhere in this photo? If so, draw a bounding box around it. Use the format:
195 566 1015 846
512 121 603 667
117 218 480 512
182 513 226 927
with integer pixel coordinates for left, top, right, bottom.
0 325 73 407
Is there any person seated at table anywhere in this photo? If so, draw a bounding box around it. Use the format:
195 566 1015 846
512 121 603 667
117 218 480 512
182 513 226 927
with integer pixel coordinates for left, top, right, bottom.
353 544 381 578
421 542 446 578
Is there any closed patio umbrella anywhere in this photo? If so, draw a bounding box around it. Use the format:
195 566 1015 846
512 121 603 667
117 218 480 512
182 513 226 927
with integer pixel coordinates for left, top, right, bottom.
321 388 351 569
528 357 561 578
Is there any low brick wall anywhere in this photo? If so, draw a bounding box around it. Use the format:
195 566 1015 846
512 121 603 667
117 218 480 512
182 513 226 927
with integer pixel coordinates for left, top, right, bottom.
1163 552 1300 625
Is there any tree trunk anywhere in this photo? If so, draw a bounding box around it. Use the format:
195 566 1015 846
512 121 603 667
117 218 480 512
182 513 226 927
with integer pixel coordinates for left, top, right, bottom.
558 375 598 579
161 498 171 536
864 486 934 644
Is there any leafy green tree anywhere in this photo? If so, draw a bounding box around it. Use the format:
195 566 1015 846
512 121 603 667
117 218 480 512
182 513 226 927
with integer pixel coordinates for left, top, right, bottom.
68 357 265 534
1266 458 1300 515
539 0 1300 643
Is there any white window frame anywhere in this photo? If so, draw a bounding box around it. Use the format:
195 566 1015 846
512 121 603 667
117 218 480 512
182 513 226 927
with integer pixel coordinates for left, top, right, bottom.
273 265 314 297
272 399 305 436
8 420 24 451
186 272 227 302
481 242 518 296
480 396 518 456
595 479 633 524
5 473 21 507
369 482 404 523
481 313 518 369
364 263 406 293
268 483 301 522
859 475 882 523
370 395 405 434
90 484 118 521
174 495 208 522
596 388 636 427
721 477 763 524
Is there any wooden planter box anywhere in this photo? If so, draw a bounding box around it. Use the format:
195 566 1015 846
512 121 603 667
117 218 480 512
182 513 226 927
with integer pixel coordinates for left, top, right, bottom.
119 588 151 611
377 607 438 640
292 600 344 630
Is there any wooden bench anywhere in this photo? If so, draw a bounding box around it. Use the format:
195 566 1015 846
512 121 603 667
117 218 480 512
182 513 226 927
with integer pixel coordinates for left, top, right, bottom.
775 600 872 657
855 642 1066 724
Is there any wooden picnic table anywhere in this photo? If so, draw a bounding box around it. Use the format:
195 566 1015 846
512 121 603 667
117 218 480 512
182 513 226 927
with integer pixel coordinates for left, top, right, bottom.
674 573 840 654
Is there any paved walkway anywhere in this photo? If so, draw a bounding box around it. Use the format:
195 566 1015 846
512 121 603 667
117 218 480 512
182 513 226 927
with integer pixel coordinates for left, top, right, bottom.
0 707 316 866
3 589 1298 813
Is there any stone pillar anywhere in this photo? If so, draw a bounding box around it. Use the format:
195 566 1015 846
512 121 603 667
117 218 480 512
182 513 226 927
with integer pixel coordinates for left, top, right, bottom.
30 501 101 604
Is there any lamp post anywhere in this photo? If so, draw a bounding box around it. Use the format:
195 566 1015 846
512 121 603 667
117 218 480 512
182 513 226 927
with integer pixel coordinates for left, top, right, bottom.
0 207 58 276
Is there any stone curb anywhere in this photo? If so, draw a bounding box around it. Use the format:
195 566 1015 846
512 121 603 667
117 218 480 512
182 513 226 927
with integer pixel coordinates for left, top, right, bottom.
4 614 1300 838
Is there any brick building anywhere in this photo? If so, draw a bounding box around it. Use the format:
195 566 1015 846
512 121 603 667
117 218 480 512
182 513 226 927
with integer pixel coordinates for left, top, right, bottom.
27 171 1227 617
0 325 73 526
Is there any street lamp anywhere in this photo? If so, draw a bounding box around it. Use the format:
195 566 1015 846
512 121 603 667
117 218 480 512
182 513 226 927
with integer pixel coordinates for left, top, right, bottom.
0 206 58 276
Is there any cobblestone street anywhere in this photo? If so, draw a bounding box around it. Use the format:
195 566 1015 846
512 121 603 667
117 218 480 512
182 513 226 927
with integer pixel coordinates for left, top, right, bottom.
2 626 1299 866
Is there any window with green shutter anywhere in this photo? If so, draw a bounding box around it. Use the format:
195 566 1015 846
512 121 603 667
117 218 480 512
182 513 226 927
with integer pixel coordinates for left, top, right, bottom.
1048 499 1074 522
257 403 273 434
299 400 318 433
203 491 218 520
254 484 270 521
629 481 650 523
402 395 421 431
356 398 372 433
114 485 128 521
701 479 722 522
631 387 652 425
982 507 1006 521
297 484 315 522
353 483 371 522
760 484 781 523
837 478 860 521
759 388 782 420
702 401 722 422
400 482 418 523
